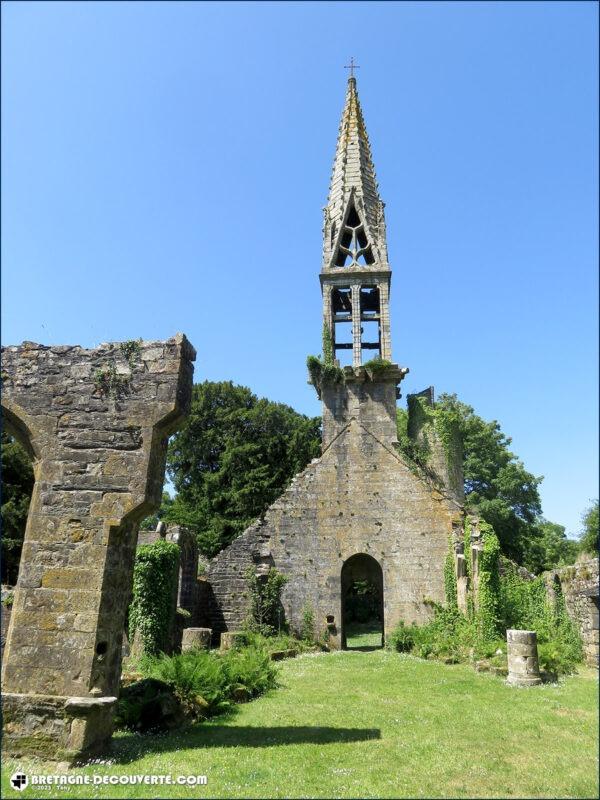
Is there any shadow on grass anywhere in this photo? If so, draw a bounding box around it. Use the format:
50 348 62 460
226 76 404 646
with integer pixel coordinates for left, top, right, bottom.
345 645 383 652
109 724 381 764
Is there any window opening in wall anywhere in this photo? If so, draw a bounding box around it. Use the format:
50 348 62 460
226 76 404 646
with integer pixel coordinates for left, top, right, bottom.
331 287 354 366
333 202 375 268
360 320 381 359
0 432 34 586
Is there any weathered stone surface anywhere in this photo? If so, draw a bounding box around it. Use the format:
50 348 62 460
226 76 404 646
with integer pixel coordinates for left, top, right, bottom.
1 335 195 760
544 559 599 668
181 627 212 651
220 631 246 651
207 383 462 647
506 629 542 686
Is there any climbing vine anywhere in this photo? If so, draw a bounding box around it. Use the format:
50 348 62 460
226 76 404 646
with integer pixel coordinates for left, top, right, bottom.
476 521 502 640
444 537 458 609
129 540 180 656
322 323 334 365
244 566 288 636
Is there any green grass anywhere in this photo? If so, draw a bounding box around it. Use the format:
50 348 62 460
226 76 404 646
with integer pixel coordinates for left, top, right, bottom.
345 620 383 649
2 651 598 799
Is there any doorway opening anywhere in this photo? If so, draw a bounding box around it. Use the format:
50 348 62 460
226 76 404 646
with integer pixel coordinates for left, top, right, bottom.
341 553 384 650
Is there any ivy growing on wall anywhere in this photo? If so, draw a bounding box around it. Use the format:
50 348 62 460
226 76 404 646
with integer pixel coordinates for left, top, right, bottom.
476 521 502 640
244 566 288 636
129 540 180 656
443 538 458 609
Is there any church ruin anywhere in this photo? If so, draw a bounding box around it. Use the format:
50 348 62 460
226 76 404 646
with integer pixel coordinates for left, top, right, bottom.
204 76 465 647
1 335 195 760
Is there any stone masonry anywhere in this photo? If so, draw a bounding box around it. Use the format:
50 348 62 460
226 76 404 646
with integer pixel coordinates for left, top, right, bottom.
205 77 464 647
1 335 195 761
545 558 599 667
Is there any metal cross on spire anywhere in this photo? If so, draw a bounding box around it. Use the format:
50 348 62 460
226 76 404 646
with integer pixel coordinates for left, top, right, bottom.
344 57 360 79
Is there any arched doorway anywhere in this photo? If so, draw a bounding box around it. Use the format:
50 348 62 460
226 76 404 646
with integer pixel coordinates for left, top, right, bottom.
341 553 384 650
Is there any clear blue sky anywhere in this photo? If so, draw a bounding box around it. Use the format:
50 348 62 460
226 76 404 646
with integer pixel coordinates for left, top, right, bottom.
2 1 598 536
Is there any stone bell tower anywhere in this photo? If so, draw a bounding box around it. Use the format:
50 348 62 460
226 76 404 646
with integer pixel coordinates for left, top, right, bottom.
206 72 463 647
317 75 408 447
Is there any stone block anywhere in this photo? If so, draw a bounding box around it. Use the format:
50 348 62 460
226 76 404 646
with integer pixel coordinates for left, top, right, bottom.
181 628 212 651
506 629 542 686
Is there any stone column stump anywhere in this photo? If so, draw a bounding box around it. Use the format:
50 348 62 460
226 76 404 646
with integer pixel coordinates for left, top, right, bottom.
506 629 542 686
181 628 212 651
220 632 245 651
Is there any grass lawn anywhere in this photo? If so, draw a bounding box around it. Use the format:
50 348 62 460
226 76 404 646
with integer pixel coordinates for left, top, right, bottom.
2 650 598 799
345 620 384 649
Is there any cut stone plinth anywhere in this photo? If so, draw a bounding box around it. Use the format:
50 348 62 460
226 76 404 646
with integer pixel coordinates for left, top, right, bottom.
506 630 542 686
181 628 212 651
220 632 245 651
1 335 195 761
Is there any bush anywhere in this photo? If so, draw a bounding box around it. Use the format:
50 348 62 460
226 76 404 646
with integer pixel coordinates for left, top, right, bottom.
136 642 278 723
245 566 288 636
222 645 277 698
387 621 416 653
116 678 183 731
300 604 315 642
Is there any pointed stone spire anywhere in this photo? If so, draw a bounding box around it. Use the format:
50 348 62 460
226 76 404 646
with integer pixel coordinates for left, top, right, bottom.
322 76 389 271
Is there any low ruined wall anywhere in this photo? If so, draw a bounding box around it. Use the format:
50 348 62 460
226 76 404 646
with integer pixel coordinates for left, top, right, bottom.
547 558 599 668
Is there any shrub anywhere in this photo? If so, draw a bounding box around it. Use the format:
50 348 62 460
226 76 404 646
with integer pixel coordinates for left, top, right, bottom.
137 642 278 722
300 604 315 642
245 566 288 636
222 645 277 698
387 621 416 653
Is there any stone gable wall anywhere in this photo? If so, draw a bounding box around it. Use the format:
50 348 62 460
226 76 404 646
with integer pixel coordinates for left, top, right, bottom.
207 418 462 645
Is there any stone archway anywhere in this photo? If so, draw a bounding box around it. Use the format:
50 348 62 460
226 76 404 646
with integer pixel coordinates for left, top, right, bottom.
1 335 195 762
341 553 384 650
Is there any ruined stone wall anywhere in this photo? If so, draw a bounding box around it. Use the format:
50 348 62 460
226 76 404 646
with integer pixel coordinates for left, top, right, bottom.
1 335 194 760
546 558 599 667
207 416 461 645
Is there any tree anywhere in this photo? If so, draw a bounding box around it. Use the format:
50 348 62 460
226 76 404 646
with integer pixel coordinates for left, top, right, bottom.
164 381 321 557
529 520 579 573
1 432 34 584
579 501 599 555
398 394 548 569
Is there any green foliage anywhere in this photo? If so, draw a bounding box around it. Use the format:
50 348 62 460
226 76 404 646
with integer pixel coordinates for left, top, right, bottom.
129 540 180 656
93 363 130 398
300 603 315 642
579 500 598 555
306 354 345 391
499 563 583 674
363 357 393 374
444 540 458 609
387 620 416 653
344 579 381 624
322 323 334 365
139 492 174 531
389 520 583 675
476 521 502 640
398 393 551 569
1 432 34 584
119 338 142 368
138 644 277 721
245 566 289 636
165 381 321 557
396 407 430 467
